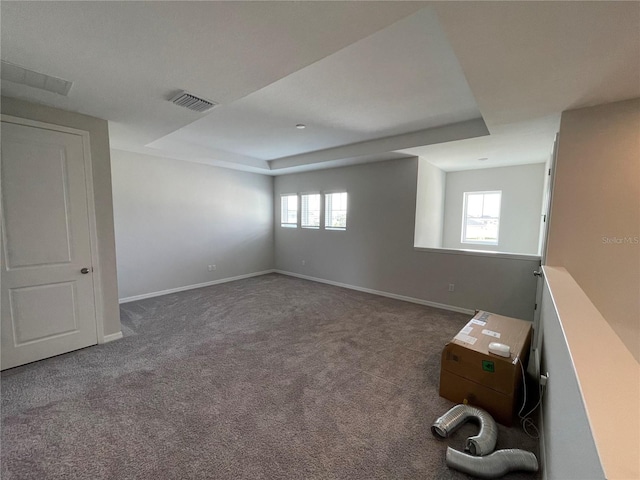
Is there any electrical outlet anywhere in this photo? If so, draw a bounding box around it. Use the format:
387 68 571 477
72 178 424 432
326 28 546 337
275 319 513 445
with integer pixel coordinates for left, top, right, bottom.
540 372 549 386
301 260 306 266
448 284 455 292
208 265 216 272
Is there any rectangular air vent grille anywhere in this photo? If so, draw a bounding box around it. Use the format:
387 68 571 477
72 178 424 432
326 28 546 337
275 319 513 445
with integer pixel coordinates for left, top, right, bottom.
170 91 217 112
1 61 73 96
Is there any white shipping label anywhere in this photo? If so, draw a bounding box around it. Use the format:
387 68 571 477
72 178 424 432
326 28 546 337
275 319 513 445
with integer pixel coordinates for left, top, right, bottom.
454 333 478 345
481 329 501 339
460 326 473 335
470 319 486 326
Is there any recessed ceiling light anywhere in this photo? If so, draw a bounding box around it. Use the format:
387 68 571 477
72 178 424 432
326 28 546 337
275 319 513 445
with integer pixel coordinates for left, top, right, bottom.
296 124 306 129
478 157 489 161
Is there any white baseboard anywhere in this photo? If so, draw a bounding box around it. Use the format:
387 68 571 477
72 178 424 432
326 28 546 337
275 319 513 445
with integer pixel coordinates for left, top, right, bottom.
101 331 123 343
119 268 474 316
119 270 276 304
274 270 475 315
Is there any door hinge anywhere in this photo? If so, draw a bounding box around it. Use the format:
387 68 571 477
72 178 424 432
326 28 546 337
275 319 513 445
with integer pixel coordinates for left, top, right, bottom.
534 303 538 310
548 168 551 176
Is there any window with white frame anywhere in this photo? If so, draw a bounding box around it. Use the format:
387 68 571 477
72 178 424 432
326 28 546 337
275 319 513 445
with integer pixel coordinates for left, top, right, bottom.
462 191 501 244
301 194 321 229
325 192 347 230
280 194 298 228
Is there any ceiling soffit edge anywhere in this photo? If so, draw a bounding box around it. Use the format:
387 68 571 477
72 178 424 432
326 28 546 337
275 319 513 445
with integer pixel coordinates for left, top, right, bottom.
269 118 489 171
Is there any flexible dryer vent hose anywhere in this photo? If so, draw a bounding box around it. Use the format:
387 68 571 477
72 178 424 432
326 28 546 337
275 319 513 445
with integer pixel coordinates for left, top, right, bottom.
431 404 498 456
446 447 539 479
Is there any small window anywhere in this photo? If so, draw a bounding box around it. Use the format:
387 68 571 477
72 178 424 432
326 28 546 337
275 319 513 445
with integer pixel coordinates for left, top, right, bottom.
301 194 321 229
281 194 298 228
462 191 501 244
325 192 347 230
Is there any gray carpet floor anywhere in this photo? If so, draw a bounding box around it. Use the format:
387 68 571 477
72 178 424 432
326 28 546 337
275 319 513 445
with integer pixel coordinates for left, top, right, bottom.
1 273 540 479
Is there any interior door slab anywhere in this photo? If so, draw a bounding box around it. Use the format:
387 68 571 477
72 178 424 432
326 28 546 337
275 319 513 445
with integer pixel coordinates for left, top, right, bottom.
1 121 98 370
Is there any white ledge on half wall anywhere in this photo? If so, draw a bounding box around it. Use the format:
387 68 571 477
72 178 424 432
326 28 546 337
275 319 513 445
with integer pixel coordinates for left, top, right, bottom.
414 246 541 262
542 266 639 480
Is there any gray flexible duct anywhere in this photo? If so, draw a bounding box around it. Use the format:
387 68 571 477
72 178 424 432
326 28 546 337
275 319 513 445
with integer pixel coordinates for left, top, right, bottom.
431 404 498 456
446 447 539 479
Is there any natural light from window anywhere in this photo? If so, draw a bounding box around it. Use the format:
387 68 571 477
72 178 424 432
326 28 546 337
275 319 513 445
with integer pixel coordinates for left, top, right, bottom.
301 194 321 229
281 194 298 228
325 192 347 230
462 191 501 245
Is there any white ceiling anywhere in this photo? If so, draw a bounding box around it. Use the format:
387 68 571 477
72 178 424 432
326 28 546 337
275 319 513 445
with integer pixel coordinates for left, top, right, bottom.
148 8 481 162
1 2 639 175
400 115 561 172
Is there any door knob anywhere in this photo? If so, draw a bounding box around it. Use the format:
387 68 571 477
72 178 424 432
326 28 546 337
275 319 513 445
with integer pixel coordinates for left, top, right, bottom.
81 267 90 274
533 270 543 277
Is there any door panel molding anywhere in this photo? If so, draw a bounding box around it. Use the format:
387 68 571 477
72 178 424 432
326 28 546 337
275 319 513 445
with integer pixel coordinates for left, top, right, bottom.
2 135 75 269
1 115 106 369
9 281 80 346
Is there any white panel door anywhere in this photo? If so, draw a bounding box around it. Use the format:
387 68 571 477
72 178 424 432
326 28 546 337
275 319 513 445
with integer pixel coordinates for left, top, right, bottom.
1 121 97 370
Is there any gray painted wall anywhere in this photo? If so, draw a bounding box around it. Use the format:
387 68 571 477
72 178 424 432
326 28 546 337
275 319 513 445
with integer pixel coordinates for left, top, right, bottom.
443 163 546 254
540 280 605 479
111 150 274 300
274 158 540 320
1 96 121 337
414 158 445 248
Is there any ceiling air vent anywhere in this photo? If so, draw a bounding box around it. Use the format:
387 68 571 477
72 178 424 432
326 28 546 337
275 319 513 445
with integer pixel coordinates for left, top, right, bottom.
1 60 73 96
170 91 217 113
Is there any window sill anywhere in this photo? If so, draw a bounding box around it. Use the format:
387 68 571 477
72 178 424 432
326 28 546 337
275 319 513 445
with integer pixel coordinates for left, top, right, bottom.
462 241 499 246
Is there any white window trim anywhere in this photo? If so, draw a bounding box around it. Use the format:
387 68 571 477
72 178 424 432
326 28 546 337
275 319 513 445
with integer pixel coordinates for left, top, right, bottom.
280 193 298 228
324 191 348 231
300 192 321 230
461 190 501 245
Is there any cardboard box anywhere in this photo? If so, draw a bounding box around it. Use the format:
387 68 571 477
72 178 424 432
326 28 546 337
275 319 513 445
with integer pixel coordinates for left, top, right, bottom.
438 310 532 426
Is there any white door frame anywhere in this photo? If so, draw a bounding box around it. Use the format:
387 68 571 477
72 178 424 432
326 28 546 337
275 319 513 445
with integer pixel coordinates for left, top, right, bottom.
1 114 106 344
529 132 559 377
